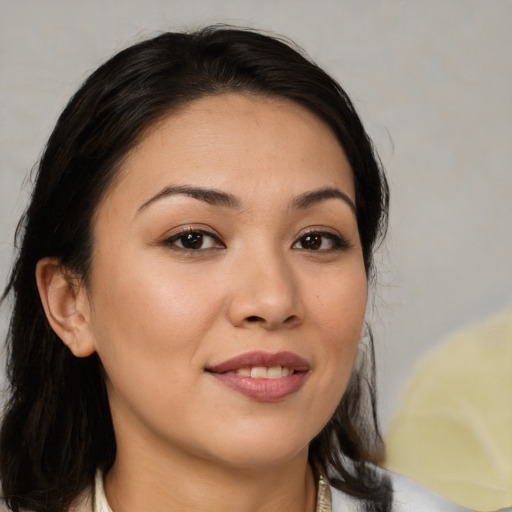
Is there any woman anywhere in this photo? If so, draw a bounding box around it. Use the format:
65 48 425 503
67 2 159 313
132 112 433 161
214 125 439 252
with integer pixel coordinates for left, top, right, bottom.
0 26 482 512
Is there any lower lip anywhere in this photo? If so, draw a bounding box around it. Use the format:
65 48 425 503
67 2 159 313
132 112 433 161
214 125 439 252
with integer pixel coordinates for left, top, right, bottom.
209 372 307 402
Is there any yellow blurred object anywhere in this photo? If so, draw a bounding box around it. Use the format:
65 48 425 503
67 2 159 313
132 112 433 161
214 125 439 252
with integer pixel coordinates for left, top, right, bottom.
385 309 512 510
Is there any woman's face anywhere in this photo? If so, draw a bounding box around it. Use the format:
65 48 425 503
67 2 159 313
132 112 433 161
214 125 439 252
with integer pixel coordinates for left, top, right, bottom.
84 93 367 468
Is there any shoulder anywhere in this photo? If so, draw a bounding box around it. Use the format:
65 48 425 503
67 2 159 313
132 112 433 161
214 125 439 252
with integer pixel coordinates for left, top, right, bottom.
387 470 475 511
329 468 477 512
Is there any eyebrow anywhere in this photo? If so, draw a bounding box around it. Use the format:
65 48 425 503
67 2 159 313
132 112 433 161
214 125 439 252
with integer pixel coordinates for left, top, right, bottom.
137 184 356 215
137 185 241 213
291 187 356 213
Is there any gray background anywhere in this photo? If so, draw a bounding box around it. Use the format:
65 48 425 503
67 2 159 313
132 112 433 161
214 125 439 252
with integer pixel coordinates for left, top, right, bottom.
1 0 511 427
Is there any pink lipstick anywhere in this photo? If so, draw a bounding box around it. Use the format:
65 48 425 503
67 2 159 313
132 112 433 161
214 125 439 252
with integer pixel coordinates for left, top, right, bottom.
206 351 309 402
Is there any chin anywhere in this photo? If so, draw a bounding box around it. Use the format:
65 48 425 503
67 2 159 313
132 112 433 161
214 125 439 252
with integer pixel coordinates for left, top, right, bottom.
215 444 309 471
196 424 313 470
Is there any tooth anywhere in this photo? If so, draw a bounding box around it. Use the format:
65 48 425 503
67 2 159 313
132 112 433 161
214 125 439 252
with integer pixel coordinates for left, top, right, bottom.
267 366 282 379
236 368 251 377
250 366 267 378
282 367 290 377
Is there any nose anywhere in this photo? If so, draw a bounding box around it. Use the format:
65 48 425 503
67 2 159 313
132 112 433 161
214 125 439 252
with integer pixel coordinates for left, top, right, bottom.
226 248 304 330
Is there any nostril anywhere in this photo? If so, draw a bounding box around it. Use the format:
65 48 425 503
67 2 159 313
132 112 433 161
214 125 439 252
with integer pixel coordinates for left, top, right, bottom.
244 314 299 327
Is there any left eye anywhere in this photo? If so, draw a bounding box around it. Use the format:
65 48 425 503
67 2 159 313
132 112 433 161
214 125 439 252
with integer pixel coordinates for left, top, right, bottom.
293 232 349 251
163 230 224 251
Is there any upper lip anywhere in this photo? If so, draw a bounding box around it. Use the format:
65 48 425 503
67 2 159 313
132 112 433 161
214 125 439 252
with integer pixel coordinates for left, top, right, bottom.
207 351 310 373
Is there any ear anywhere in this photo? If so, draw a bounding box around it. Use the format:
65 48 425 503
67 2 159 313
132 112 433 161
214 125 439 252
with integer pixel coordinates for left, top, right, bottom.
36 257 96 358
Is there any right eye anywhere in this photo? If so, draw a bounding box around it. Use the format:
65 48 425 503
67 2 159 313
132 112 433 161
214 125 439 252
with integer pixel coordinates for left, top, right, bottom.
162 228 225 252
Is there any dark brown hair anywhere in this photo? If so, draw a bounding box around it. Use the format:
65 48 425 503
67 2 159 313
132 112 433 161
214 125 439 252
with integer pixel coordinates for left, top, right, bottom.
1 26 390 511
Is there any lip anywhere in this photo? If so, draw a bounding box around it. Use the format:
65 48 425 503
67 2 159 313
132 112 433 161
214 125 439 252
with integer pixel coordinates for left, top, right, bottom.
207 351 310 373
206 351 310 402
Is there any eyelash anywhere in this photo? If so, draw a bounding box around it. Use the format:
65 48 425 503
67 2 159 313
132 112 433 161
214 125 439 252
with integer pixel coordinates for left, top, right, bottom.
161 228 350 253
293 230 351 252
162 228 225 252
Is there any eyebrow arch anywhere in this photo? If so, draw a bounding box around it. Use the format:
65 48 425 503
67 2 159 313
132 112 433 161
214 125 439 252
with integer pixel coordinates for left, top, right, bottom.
291 187 356 212
137 185 241 213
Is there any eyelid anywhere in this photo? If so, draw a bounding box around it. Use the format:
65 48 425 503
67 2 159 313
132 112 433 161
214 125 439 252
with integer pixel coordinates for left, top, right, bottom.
161 225 226 250
293 227 352 251
162 224 221 239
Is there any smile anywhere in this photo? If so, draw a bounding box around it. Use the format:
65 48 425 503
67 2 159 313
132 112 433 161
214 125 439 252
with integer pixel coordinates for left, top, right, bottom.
224 366 294 378
206 351 309 402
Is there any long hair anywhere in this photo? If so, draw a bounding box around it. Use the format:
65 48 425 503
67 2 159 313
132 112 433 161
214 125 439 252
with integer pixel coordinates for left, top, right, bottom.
1 27 390 511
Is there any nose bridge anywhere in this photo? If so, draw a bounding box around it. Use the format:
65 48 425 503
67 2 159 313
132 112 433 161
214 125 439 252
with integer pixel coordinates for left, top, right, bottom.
227 240 302 329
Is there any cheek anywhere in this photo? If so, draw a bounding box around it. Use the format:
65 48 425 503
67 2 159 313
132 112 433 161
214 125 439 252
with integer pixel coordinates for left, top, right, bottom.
86 255 227 431
87 251 225 373
310 262 367 337
307 265 367 398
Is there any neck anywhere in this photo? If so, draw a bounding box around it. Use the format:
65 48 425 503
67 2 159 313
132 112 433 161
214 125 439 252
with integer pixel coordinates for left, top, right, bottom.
104 440 317 512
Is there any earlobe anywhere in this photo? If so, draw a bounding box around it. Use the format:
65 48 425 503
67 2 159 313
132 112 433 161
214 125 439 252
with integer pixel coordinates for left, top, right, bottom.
35 258 96 358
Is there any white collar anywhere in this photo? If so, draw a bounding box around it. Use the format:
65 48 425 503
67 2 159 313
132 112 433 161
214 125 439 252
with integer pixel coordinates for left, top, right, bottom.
93 471 112 512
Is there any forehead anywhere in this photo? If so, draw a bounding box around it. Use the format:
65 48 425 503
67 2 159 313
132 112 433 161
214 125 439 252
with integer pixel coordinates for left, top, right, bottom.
100 93 355 213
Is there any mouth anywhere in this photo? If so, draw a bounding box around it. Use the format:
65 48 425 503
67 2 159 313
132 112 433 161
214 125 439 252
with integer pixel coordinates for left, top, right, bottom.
223 366 296 378
206 351 310 374
206 351 310 402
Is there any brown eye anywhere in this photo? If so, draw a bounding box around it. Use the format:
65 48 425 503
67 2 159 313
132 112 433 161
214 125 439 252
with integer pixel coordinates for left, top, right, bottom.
164 229 225 251
181 232 204 250
300 234 322 250
293 231 350 252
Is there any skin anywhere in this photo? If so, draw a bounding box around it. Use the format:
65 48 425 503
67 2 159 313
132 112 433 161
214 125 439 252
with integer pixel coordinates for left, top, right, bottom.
37 93 368 511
